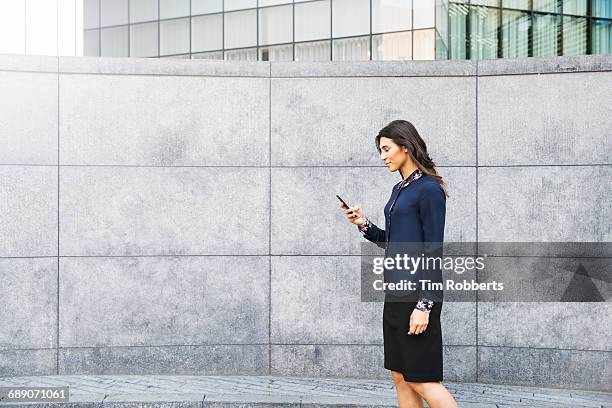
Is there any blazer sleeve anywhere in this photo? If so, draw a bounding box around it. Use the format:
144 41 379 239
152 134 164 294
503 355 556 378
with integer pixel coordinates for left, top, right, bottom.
417 182 446 303
358 218 386 249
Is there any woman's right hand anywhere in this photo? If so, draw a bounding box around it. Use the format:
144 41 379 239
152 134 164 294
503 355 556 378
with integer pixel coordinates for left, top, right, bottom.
340 202 366 227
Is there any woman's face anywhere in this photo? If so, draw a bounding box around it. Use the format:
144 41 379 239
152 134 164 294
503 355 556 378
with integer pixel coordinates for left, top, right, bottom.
379 137 409 172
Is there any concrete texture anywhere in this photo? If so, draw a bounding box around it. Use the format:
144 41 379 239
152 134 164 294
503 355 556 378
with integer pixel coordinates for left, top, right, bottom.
0 375 610 407
0 53 610 392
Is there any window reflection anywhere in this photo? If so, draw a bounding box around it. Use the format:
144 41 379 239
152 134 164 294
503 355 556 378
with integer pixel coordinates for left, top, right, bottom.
295 0 330 42
372 0 412 33
192 14 223 52
332 0 369 38
413 28 435 59
192 51 224 59
295 40 331 61
130 22 158 57
130 0 157 23
160 18 189 55
592 19 612 54
101 25 128 57
502 10 529 58
332 35 370 60
469 6 498 59
160 0 189 20
259 44 293 61
224 9 257 49
449 3 467 59
101 0 127 27
84 28 100 56
533 13 558 56
563 16 587 55
414 0 435 29
259 5 292 46
225 47 258 60
372 31 412 60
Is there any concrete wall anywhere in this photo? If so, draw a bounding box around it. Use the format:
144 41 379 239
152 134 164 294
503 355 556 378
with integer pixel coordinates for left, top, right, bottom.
0 54 610 391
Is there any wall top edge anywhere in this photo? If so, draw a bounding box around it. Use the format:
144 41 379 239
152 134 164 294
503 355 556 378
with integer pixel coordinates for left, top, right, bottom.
477 54 612 76
0 54 610 77
0 54 58 73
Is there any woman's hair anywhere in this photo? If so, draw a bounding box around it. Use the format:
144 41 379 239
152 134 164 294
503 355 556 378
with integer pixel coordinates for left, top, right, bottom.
375 119 449 197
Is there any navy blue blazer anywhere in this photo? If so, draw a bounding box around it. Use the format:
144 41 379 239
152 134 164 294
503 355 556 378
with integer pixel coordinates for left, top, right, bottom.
361 170 446 302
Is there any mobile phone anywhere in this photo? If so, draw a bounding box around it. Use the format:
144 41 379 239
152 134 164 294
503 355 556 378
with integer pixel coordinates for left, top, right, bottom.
336 195 352 212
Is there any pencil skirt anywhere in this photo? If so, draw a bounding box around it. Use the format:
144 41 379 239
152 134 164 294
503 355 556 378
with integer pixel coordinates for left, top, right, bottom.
383 294 444 382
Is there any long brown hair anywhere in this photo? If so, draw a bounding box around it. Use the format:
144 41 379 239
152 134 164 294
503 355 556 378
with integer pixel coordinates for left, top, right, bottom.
375 120 449 198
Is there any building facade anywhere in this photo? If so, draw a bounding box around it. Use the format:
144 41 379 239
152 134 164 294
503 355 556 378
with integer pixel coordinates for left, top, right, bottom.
81 0 611 60
0 0 610 60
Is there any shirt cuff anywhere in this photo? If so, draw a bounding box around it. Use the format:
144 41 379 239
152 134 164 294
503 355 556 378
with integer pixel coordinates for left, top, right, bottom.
415 298 434 313
357 217 372 235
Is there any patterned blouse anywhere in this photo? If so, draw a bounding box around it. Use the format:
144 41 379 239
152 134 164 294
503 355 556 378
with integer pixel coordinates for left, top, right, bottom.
357 168 435 313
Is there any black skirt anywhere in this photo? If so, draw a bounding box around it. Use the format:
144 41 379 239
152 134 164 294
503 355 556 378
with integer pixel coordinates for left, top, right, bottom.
383 293 443 382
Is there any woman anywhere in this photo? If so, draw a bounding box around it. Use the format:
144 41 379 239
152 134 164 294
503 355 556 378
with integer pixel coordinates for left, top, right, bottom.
341 120 458 408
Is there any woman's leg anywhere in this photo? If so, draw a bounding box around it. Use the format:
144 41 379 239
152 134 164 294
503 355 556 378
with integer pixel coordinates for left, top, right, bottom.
391 371 423 408
405 381 458 408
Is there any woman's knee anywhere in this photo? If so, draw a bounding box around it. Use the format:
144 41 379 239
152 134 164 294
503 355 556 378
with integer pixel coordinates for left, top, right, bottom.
390 370 405 385
405 381 427 395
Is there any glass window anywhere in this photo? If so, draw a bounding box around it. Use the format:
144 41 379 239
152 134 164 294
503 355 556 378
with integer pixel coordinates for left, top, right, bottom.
192 13 223 52
502 0 529 9
414 0 435 29
533 0 558 13
413 28 435 59
26 0 58 56
224 47 257 60
562 16 586 55
295 0 330 42
471 0 498 5
84 28 100 56
449 3 467 59
332 35 370 60
101 25 128 56
593 0 612 18
436 31 449 59
161 54 189 58
192 51 224 59
562 0 586 15
469 6 498 60
160 17 189 55
592 19 611 54
372 30 412 60
130 21 158 57
160 0 189 19
372 0 412 33
259 4 292 45
259 44 293 61
502 10 529 58
332 0 369 38
101 0 127 26
295 40 331 61
192 0 222 14
224 0 256 12
259 0 292 6
130 0 157 23
224 9 257 48
436 0 448 46
84 0 100 29
533 13 559 56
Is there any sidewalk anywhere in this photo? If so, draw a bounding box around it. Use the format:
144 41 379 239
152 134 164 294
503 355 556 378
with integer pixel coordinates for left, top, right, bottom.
0 375 610 407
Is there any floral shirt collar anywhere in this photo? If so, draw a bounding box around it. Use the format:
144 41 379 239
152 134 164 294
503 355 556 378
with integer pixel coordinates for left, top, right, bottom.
397 168 423 190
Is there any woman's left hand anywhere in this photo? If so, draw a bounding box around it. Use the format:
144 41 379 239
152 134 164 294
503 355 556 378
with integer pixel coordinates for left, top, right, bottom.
408 309 429 335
